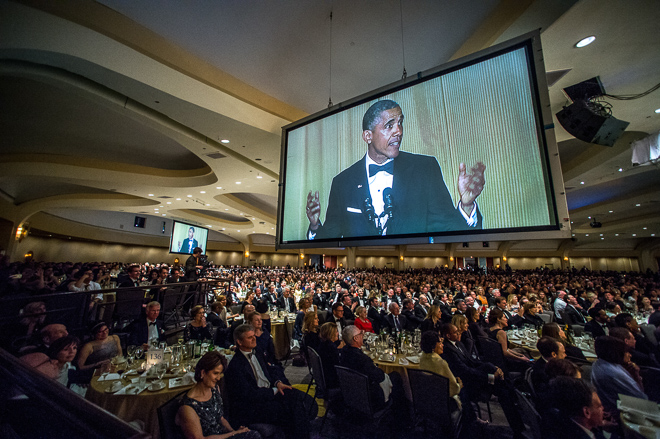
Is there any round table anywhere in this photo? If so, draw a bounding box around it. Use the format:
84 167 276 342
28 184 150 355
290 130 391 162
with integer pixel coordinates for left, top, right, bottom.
270 318 295 360
86 369 193 439
372 351 420 400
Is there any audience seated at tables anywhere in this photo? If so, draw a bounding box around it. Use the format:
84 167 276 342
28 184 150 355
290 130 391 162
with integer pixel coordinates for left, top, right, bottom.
585 308 610 338
487 308 531 370
77 321 122 373
542 322 587 361
420 304 443 333
128 301 166 348
609 326 659 368
184 305 214 342
225 324 316 439
401 298 422 329
591 335 647 415
614 312 657 359
176 351 261 439
317 322 343 390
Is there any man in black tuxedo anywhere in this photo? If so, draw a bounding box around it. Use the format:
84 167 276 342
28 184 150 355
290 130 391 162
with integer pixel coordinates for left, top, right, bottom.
441 323 524 437
305 99 485 240
225 324 316 438
585 308 610 338
531 337 566 397
118 264 142 288
401 298 423 329
276 287 297 313
437 293 454 323
327 302 348 336
340 294 356 322
383 302 408 334
564 295 587 325
381 288 401 310
184 247 204 281
367 296 385 334
415 295 430 321
312 287 327 311
128 301 165 348
178 226 199 254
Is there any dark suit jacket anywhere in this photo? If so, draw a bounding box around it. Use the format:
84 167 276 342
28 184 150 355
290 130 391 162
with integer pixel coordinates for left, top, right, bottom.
564 304 587 325
402 308 423 329
179 238 199 253
441 339 496 398
584 320 607 338
439 302 453 322
312 294 327 310
368 306 385 333
276 296 297 312
118 278 140 288
414 304 428 320
128 318 166 346
383 313 408 333
184 255 200 281
313 151 482 239
224 346 288 426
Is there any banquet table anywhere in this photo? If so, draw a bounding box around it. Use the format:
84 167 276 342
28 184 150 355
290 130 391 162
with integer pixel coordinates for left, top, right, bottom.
507 333 598 362
372 351 420 401
86 367 193 439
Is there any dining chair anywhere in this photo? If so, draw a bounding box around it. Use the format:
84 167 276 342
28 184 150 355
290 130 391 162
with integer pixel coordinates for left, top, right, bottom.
407 368 462 438
515 389 542 439
157 390 188 439
639 366 660 403
307 347 340 433
334 365 392 437
640 324 658 347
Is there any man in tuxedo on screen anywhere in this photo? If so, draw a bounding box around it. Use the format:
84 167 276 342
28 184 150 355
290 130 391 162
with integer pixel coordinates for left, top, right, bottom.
179 226 199 254
305 99 485 240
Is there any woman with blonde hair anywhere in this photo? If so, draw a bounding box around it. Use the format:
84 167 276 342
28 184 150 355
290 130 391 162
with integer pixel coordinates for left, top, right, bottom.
301 311 320 353
421 305 443 333
317 322 344 389
507 294 519 313
354 306 374 333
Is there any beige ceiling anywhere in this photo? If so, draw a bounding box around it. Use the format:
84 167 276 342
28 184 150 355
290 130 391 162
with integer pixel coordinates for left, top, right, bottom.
1 0 659 254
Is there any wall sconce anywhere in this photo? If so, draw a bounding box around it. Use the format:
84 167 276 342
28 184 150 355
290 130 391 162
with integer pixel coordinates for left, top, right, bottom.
245 251 250 258
564 256 569 261
449 256 454 262
24 251 34 260
15 223 29 242
300 253 305 259
503 256 507 262
399 255 404 261
174 258 180 264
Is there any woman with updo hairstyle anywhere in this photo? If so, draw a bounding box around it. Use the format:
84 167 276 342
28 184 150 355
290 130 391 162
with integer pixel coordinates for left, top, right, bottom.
176 351 260 439
184 305 214 342
77 321 122 372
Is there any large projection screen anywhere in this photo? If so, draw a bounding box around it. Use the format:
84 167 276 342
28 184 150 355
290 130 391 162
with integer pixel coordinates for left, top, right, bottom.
277 32 570 249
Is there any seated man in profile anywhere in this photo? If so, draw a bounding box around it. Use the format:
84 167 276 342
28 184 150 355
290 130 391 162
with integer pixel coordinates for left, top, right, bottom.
531 336 566 398
305 99 485 239
225 324 316 439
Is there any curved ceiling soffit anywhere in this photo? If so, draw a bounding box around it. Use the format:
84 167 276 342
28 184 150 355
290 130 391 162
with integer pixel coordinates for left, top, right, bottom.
0 59 278 180
214 193 277 223
249 234 276 247
14 193 157 226
172 209 254 229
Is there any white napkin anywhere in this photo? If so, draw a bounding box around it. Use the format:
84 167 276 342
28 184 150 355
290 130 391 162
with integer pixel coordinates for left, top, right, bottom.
98 373 121 381
379 374 393 402
115 384 147 395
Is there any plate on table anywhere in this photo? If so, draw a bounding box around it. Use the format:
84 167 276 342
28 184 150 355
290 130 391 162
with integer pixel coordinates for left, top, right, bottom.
378 354 395 363
148 381 166 392
405 356 420 364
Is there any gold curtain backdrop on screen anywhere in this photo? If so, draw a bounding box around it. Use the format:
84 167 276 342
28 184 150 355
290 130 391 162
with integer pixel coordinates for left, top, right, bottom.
283 48 551 242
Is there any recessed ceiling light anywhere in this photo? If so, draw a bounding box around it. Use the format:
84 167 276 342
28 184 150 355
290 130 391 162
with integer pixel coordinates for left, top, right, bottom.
148 194 154 196
655 108 660 114
575 36 596 48
599 234 603 236
237 230 240 232
633 234 637 237
644 227 648 230
636 204 641 207
588 216 591 219
176 198 181 201
580 181 585 185
572 234 575 236
200 191 206 194
187 195 192 197
236 182 241 184
162 214 166 216
222 228 225 231
585 234 589 236
221 139 230 144
216 186 222 189
159 205 163 207
205 204 210 206
257 175 262 179
615 234 619 236
206 225 212 227
154 208 159 210
252 218 256 220
601 237 604 240
609 210 613 213
167 202 171 204
653 234 656 237
618 168 623 172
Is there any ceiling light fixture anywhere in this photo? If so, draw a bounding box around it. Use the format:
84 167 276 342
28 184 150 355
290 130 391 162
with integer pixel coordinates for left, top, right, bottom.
655 108 660 114
176 198 181 201
618 168 623 172
636 204 641 207
633 234 637 237
221 139 230 144
167 202 171 204
236 182 241 185
148 194 154 196
205 204 210 206
257 174 262 179
580 181 585 185
200 191 206 194
216 186 222 189
575 36 596 48
187 195 192 197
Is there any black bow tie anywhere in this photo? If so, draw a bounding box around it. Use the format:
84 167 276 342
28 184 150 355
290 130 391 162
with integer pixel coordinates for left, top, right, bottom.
149 322 157 326
369 161 393 177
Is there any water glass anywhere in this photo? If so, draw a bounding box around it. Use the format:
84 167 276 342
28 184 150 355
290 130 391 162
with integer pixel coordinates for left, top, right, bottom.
139 375 147 388
159 342 167 350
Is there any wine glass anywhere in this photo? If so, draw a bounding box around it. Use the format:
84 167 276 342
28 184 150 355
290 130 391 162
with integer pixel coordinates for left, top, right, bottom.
134 346 144 361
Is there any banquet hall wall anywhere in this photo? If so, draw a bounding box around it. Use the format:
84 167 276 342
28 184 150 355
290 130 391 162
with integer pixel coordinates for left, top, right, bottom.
13 235 641 272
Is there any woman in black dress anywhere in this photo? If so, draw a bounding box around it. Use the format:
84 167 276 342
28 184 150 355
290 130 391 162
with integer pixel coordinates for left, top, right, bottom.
317 322 344 389
184 305 214 342
420 305 443 333
176 351 260 439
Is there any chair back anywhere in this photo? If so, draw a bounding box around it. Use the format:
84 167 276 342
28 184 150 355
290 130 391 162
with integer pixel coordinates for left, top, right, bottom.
581 364 593 385
640 367 660 403
335 365 374 417
524 366 536 398
407 369 451 424
479 338 506 369
558 310 571 325
515 389 542 439
571 324 584 337
317 310 329 325
539 313 553 324
114 288 146 322
307 347 327 397
157 390 187 439
161 288 182 327
640 324 658 347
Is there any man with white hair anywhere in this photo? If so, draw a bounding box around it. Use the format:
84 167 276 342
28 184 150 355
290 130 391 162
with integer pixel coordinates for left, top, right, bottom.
554 291 568 320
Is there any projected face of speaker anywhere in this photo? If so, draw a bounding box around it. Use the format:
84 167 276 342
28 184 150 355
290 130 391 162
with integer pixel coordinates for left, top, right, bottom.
365 107 404 163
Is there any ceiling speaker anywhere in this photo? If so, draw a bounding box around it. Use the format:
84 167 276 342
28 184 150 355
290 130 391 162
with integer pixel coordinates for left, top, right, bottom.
556 100 629 147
